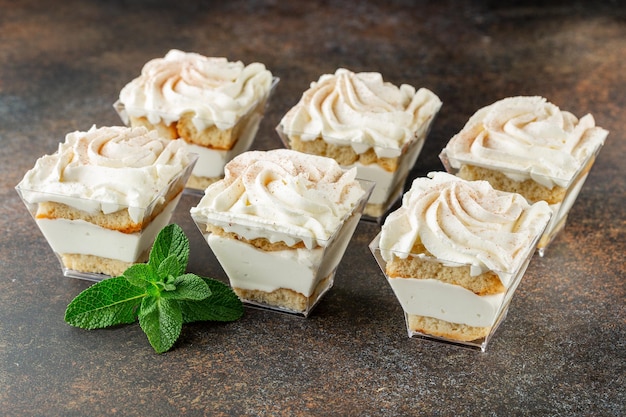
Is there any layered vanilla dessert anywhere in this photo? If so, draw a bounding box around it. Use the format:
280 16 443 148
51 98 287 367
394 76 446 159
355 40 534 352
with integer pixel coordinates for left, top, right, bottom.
277 68 442 218
370 172 551 349
440 96 608 253
16 125 197 280
190 149 373 316
115 49 276 190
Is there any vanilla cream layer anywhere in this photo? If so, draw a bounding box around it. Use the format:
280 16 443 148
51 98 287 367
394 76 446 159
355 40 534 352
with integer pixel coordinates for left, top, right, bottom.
347 135 425 206
186 112 261 179
205 209 360 296
351 163 394 206
208 235 323 296
387 277 507 328
36 195 180 263
538 170 589 250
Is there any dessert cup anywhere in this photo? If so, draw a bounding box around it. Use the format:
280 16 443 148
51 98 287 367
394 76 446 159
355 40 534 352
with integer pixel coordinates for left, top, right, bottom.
369 171 551 350
192 179 373 317
115 77 279 193
369 231 541 351
16 154 197 281
276 68 441 222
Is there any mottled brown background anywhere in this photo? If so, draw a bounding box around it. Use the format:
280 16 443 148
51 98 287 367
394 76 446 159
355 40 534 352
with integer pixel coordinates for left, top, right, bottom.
1 1 624 416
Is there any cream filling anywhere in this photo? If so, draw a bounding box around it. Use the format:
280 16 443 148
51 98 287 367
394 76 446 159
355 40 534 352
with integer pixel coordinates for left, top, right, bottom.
387 277 508 328
187 112 262 179
208 235 324 296
347 163 395 206
544 171 589 240
346 136 425 206
35 195 181 263
204 210 361 296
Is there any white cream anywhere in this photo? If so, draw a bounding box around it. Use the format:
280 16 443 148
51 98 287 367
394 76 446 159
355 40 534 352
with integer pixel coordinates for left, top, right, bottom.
16 125 194 223
442 96 608 188
185 110 261 179
207 235 323 296
380 172 552 285
190 149 369 249
387 278 507 328
204 206 361 296
279 68 442 158
34 195 181 263
539 170 590 252
343 133 426 208
118 49 273 131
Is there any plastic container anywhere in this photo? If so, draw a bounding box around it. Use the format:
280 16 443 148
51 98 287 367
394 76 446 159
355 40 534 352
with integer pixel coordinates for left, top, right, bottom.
192 179 374 317
16 155 197 281
369 227 544 351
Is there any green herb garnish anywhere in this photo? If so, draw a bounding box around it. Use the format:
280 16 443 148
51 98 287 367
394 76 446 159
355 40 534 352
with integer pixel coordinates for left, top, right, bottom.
64 224 243 354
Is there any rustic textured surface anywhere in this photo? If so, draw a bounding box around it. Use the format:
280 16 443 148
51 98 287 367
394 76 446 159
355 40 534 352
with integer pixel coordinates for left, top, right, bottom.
1 1 625 416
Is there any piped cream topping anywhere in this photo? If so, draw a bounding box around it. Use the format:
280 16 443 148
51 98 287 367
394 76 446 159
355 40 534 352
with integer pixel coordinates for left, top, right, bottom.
17 125 193 222
279 68 442 158
443 96 608 188
118 49 273 131
190 149 368 248
379 172 551 285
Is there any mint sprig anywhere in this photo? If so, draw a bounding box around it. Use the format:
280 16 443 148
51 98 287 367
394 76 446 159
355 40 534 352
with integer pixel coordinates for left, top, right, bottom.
64 224 243 354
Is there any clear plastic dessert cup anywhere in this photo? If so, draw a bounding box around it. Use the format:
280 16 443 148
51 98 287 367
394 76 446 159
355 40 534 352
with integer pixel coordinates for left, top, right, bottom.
192 180 374 317
440 143 604 256
369 228 544 351
276 126 429 222
15 155 197 281
114 77 279 193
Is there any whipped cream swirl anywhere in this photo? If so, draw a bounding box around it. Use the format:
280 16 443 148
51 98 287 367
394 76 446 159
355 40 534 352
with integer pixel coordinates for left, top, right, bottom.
379 172 551 284
118 49 273 130
279 68 442 158
443 96 608 188
190 149 368 248
17 125 194 221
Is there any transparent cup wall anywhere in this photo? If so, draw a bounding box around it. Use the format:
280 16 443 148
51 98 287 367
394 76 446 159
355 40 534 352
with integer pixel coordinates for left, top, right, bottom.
368 231 542 351
192 180 374 317
114 77 279 193
440 144 604 256
15 156 197 281
276 117 437 223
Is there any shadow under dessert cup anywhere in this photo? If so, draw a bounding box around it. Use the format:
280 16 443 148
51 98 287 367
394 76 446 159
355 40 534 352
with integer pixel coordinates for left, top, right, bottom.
190 149 374 317
114 49 278 192
369 172 552 351
15 125 197 281
440 96 608 255
276 68 442 221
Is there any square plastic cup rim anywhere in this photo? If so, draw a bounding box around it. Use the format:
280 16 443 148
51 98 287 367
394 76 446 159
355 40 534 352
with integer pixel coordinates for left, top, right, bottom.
15 153 198 222
439 143 604 190
192 178 375 248
113 77 280 127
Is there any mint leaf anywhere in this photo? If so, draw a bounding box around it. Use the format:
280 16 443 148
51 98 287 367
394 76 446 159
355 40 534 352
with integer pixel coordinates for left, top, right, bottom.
180 278 244 323
161 273 211 301
157 254 184 282
123 263 157 287
64 223 244 354
138 296 183 354
64 276 146 329
148 224 188 275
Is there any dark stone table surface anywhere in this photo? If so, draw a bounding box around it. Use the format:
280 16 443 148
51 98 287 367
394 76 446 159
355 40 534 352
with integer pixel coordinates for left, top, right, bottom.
1 1 624 416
